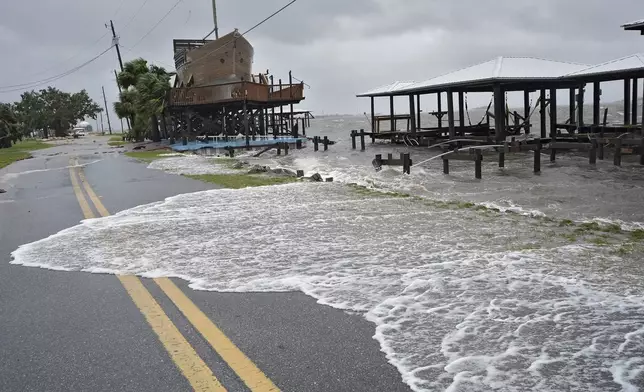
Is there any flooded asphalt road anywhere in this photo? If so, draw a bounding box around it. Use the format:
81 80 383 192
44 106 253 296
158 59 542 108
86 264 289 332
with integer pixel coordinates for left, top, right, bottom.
0 136 410 392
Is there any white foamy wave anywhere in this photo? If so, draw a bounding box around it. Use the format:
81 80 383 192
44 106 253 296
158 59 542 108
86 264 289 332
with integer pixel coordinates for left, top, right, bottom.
147 155 239 175
11 183 644 391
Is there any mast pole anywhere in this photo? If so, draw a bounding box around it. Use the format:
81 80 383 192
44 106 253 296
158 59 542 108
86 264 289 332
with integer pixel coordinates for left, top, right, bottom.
212 0 219 39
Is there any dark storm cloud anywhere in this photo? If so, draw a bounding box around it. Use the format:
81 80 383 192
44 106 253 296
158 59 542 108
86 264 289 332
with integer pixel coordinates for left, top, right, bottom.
0 0 642 119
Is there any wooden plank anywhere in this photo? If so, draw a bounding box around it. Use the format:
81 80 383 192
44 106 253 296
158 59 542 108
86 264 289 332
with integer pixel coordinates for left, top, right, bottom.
550 142 592 151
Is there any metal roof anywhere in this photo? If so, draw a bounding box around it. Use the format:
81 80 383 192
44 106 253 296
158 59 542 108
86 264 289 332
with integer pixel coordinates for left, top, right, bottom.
622 19 644 30
357 57 588 97
357 81 416 97
566 54 644 77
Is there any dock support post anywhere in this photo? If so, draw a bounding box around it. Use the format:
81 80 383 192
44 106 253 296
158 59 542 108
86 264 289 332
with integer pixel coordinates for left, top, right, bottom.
593 82 601 126
447 89 455 139
589 139 597 164
614 138 622 167
625 79 632 126
549 87 558 162
534 140 541 173
276 144 281 156
370 97 376 133
437 92 443 129
389 96 395 132
351 130 357 150
599 127 605 160
632 78 639 126
577 85 585 128
540 89 547 138
409 94 417 134
524 90 531 134
443 158 449 175
640 137 644 165
284 143 289 156
458 91 465 129
416 94 421 131
403 153 411 174
493 85 505 141
474 149 483 179
360 129 366 151
323 136 329 151
313 136 319 152
499 143 506 168
296 139 302 149
569 88 576 127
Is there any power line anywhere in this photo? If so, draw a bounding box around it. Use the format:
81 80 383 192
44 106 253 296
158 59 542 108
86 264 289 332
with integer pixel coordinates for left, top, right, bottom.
0 46 115 93
122 0 153 31
190 0 299 68
128 0 184 51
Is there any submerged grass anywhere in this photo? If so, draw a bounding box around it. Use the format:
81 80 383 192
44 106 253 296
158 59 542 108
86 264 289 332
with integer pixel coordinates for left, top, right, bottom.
0 139 52 169
347 184 411 198
185 174 297 189
125 150 172 162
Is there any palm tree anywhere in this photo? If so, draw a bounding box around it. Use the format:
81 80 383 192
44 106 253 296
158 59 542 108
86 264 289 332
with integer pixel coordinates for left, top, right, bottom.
0 103 20 148
114 59 171 142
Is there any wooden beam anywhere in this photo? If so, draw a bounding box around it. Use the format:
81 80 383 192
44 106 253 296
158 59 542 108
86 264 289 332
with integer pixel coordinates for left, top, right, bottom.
577 85 585 127
370 97 376 133
389 96 395 132
593 82 601 125
447 90 455 139
524 90 530 134
624 79 631 125
416 94 421 130
540 89 547 138
569 88 576 124
409 95 416 134
549 88 557 138
437 92 443 129
458 91 465 127
632 78 639 125
493 85 505 141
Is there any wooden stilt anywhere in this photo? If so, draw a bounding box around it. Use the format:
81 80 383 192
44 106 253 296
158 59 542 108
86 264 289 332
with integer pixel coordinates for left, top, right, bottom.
534 140 541 173
389 96 395 132
443 158 449 174
474 149 482 179
593 82 601 126
614 138 622 166
540 89 547 138
549 88 558 162
447 89 455 139
437 92 443 129
524 90 531 134
360 129 366 151
625 79 631 125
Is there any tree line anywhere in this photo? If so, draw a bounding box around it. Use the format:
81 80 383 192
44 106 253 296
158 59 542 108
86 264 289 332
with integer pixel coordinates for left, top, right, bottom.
0 88 102 148
0 57 171 148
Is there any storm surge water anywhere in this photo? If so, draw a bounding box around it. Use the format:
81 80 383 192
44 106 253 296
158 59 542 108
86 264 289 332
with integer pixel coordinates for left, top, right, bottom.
10 115 644 391
11 182 644 391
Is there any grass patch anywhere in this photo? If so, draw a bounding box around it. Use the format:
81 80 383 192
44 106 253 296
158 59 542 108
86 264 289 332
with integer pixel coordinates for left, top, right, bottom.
0 139 52 169
348 184 410 198
108 141 128 146
125 150 172 162
615 243 636 256
185 174 297 189
109 136 124 142
559 219 574 227
510 243 542 251
590 237 610 246
629 229 644 242
561 233 578 243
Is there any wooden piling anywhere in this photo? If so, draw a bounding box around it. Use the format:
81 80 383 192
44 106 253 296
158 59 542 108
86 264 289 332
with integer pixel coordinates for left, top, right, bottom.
493 85 505 141
360 129 366 151
577 85 585 128
549 87 557 162
416 94 422 131
499 142 506 168
296 139 302 149
403 153 411 174
569 88 576 127
443 158 449 174
447 89 456 139
640 137 644 166
534 140 541 173
313 136 319 152
323 136 329 151
437 92 443 129
409 94 417 134
474 149 483 179
540 89 547 138
593 82 601 126
632 78 639 125
458 91 465 128
351 130 357 150
276 144 281 155
589 139 597 164
614 138 622 166
624 79 631 125
284 143 289 156
599 128 605 160
370 97 376 133
389 96 395 132
524 90 531 134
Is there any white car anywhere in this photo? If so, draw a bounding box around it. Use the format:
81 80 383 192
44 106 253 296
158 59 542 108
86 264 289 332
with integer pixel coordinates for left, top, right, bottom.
72 128 86 137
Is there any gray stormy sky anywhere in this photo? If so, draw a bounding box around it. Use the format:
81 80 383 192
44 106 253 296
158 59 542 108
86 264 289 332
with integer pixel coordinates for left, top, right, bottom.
0 0 642 128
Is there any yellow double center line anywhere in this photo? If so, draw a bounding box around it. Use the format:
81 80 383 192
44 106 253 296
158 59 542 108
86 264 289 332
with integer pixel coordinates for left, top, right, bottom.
69 159 279 392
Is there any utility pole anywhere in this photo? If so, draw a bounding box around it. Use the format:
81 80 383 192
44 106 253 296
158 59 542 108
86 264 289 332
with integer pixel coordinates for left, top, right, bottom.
114 70 126 132
203 0 220 40
99 112 104 133
109 21 131 131
212 0 219 39
102 86 113 135
109 20 124 72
